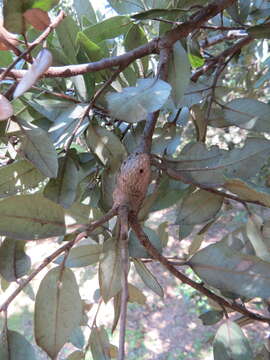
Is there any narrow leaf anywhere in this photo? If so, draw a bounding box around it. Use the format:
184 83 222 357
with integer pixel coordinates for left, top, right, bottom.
89 326 111 360
99 239 122 303
0 94 13 120
168 41 190 107
133 258 164 297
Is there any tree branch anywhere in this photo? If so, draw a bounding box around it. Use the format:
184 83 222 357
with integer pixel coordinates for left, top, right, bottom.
129 217 270 324
0 208 117 313
0 10 66 82
0 0 237 81
192 35 252 81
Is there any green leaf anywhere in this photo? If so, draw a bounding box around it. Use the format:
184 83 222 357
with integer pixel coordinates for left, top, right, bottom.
84 15 131 43
0 50 13 67
199 310 223 325
72 0 96 24
132 8 186 20
171 138 270 186
107 78 171 122
0 159 45 197
65 202 105 229
49 104 89 147
69 326 85 349
18 120 58 178
89 326 111 360
129 227 162 258
224 98 270 132
0 194 66 240
27 98 72 122
227 0 250 23
99 239 122 303
0 330 36 360
133 258 164 297
124 24 148 73
213 320 253 360
0 238 31 282
56 16 80 63
168 41 190 107
3 0 24 33
108 0 143 15
34 266 83 359
176 189 223 226
189 241 270 299
248 22 270 39
86 123 127 171
43 156 79 208
67 350 84 360
76 32 104 62
55 244 102 267
246 214 270 262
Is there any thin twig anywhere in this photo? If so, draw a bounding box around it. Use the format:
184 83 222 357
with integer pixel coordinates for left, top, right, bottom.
0 208 117 313
0 10 66 81
129 217 270 324
64 65 127 152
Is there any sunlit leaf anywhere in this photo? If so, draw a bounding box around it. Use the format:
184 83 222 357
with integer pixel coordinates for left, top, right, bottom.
0 94 13 120
0 160 45 197
107 78 171 122
67 350 84 360
18 119 58 178
84 15 131 42
13 49 53 98
55 244 102 267
213 320 253 360
86 123 127 171
35 267 83 359
49 104 89 147
168 41 190 107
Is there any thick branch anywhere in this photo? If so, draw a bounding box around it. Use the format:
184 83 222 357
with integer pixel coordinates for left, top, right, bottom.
129 217 270 324
0 0 237 80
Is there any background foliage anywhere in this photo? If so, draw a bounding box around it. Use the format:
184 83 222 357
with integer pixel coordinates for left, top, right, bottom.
1 0 270 359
